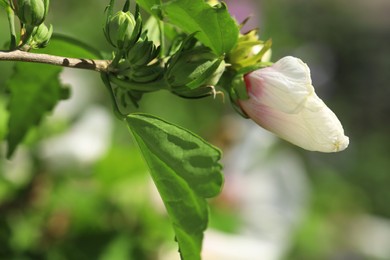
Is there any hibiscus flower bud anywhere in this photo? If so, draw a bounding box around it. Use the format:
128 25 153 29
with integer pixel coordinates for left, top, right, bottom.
166 44 225 96
13 0 49 26
104 11 136 49
27 22 52 48
238 56 349 152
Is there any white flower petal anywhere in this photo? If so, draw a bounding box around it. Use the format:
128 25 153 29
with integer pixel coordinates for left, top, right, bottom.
239 56 349 152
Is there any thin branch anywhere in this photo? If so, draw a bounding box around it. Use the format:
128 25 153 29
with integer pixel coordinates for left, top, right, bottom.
0 50 112 72
6 5 17 49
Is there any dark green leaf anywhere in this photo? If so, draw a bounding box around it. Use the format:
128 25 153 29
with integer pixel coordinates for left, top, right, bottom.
6 63 67 157
161 0 239 55
127 113 223 260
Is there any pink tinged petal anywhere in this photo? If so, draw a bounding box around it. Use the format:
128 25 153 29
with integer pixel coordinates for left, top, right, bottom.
239 56 349 152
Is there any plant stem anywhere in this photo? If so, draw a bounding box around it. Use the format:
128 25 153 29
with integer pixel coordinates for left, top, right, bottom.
0 50 112 72
6 5 17 49
158 19 165 57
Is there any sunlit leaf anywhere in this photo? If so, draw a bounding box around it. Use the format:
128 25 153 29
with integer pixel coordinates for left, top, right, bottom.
127 113 223 260
161 0 239 55
136 0 163 18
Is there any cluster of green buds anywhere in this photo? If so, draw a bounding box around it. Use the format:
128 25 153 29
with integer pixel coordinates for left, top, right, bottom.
165 35 225 98
103 0 165 111
8 0 52 49
123 33 162 83
104 1 162 83
103 1 227 114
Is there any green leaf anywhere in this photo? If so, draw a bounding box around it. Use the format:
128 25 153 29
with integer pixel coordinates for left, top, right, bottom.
161 0 239 55
0 0 8 8
45 34 103 59
127 113 223 260
6 63 68 158
136 0 163 18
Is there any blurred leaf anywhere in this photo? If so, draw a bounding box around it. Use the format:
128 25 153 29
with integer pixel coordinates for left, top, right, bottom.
0 97 8 141
161 0 239 55
137 0 163 18
44 34 103 59
6 63 68 158
127 113 223 260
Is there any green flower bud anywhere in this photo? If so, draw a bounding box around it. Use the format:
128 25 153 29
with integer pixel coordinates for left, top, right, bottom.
127 38 159 67
127 63 163 83
166 45 225 90
13 0 49 26
27 22 52 48
104 10 138 50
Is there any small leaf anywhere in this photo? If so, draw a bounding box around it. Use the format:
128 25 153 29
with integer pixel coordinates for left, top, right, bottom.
6 63 67 157
161 0 239 55
127 113 223 260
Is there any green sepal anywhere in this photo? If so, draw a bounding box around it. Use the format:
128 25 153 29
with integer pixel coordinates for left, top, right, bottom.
109 70 167 92
230 74 248 100
166 35 225 94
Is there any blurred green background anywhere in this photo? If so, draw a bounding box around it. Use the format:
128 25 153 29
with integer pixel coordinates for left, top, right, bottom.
1 0 390 259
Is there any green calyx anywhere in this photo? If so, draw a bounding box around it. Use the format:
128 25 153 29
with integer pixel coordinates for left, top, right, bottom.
227 73 249 118
227 29 272 71
13 0 49 26
127 35 160 67
27 22 52 48
105 11 136 49
165 35 226 97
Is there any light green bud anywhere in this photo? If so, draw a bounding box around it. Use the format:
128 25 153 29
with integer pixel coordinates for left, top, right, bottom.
28 23 53 48
14 0 49 26
104 11 137 50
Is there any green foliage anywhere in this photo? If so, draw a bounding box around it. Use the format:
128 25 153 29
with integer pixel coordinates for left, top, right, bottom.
136 0 162 18
6 62 68 158
127 113 223 260
139 0 239 55
1 1 240 258
0 0 8 8
45 35 102 59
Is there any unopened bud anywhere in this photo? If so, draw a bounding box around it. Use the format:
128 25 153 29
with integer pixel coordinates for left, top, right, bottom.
28 23 52 48
167 45 225 90
14 0 49 26
127 38 159 67
104 10 138 50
